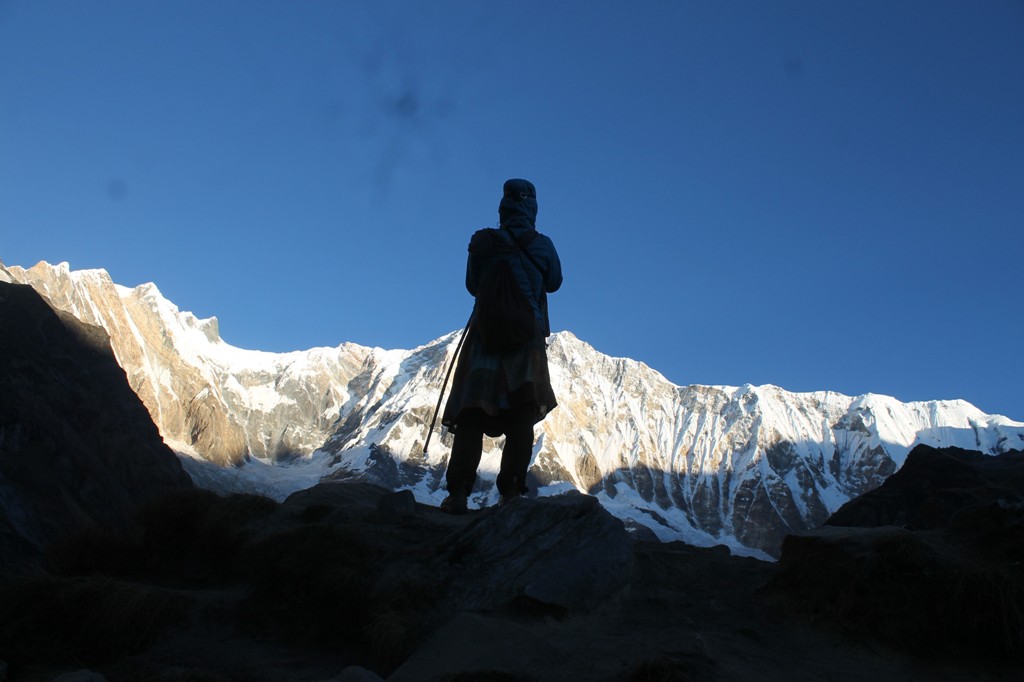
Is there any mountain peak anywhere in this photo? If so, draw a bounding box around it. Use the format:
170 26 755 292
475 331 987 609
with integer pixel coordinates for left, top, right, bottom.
7 260 1024 557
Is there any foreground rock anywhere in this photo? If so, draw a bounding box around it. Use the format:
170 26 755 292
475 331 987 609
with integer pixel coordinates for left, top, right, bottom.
433 492 634 616
1 474 1017 681
764 445 1024 666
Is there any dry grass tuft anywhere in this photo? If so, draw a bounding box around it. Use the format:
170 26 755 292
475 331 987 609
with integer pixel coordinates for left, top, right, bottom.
364 607 422 673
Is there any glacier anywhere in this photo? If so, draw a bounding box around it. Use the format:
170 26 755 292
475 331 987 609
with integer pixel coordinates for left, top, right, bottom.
5 259 1023 558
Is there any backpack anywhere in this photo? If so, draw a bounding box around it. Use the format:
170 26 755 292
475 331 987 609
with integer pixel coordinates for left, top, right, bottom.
475 254 537 353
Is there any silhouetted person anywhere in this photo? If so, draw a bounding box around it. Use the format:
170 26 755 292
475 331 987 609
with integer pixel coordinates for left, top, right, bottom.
440 178 562 513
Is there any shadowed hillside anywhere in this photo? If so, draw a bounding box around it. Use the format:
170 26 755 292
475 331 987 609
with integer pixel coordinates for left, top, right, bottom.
1 277 1021 681
0 280 192 571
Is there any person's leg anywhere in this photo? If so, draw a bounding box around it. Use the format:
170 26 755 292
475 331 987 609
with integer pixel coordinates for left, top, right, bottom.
496 407 535 499
443 411 484 512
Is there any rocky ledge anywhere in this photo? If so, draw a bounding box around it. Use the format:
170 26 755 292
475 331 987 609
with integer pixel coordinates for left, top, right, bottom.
1 473 1019 682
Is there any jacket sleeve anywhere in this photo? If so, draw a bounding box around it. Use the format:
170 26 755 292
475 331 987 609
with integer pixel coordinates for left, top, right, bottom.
465 253 479 296
542 236 562 294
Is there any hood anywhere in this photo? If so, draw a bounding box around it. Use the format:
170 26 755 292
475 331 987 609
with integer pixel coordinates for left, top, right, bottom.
498 178 538 232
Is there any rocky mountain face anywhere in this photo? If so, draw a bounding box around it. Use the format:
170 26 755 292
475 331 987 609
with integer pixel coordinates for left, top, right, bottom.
0 277 192 570
6 261 375 466
8 260 1024 557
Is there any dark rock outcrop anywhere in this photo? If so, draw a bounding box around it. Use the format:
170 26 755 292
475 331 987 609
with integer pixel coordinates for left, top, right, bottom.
0 281 192 571
826 444 1024 530
284 483 635 617
1 470 1018 680
433 492 634 616
765 444 1024 664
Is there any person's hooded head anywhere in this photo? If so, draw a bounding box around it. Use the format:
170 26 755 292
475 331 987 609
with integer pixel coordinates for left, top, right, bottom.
498 178 537 231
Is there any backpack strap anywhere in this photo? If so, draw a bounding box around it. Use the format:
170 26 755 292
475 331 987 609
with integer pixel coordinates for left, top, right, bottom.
502 228 547 278
497 228 552 337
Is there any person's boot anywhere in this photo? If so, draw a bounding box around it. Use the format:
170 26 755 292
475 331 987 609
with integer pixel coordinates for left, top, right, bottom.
440 488 468 515
497 475 525 506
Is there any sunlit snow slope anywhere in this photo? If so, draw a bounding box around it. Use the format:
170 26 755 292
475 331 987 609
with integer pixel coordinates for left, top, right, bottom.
8 260 1023 556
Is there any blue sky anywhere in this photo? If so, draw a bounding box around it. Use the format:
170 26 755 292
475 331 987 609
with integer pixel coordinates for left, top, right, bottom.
2 1 1022 420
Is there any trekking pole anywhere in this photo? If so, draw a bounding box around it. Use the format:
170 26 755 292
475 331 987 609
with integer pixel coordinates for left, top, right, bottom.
422 314 473 457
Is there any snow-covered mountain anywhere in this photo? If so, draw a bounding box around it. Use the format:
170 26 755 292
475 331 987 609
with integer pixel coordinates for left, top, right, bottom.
7 260 1023 557
6 261 373 466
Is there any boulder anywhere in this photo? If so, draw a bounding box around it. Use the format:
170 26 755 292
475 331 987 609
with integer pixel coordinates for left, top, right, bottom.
766 445 1024 664
282 479 396 520
433 492 634 615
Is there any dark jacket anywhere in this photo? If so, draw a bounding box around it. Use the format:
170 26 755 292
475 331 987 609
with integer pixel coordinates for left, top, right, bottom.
441 178 561 429
466 226 562 335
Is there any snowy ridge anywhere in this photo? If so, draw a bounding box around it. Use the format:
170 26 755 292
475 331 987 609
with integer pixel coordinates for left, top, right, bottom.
8 261 376 464
9 261 1024 557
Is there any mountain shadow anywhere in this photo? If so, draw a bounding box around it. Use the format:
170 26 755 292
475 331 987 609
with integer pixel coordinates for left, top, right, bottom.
0 281 192 572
